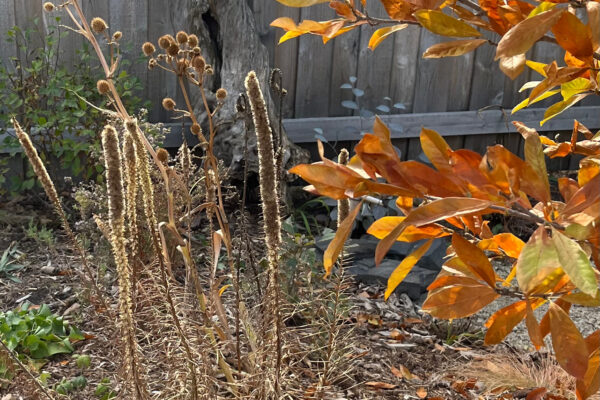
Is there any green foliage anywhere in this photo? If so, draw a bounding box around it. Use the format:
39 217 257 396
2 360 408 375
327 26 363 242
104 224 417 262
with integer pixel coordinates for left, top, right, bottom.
0 302 84 362
25 221 55 248
0 243 24 283
0 17 147 196
54 375 87 395
95 377 117 399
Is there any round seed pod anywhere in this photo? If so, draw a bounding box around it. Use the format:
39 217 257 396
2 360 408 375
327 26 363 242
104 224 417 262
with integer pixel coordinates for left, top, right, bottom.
162 98 176 111
192 56 205 71
96 79 110 94
142 42 155 56
112 31 122 41
188 34 199 48
148 58 157 70
157 148 169 164
91 17 108 34
158 34 174 49
43 2 55 12
176 31 188 45
216 88 227 102
167 43 179 57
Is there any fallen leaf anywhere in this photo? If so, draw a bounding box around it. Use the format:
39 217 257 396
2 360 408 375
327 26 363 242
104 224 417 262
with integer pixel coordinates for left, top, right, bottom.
365 381 397 389
416 386 428 398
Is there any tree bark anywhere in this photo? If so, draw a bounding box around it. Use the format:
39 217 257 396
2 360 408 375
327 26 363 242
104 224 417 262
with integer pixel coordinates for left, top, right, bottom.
188 0 309 179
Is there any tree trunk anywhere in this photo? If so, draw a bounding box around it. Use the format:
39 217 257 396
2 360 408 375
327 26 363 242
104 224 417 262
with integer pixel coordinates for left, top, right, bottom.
187 0 309 180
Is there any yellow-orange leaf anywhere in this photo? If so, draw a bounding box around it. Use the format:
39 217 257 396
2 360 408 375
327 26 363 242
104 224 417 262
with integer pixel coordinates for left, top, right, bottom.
414 10 482 38
375 197 492 265
578 158 600 187
516 227 560 294
576 348 600 400
561 291 600 307
549 302 590 380
368 216 450 242
385 240 433 300
323 199 364 277
420 127 452 173
369 24 408 50
423 281 500 319
541 93 591 126
380 0 414 20
499 54 526 80
484 300 527 345
452 233 497 287
274 0 329 6
423 38 487 58
495 8 564 60
513 122 551 203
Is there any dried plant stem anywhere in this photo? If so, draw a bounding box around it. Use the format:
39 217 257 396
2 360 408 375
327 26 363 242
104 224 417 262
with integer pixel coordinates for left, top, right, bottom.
0 339 55 400
12 118 111 316
245 70 283 396
123 130 140 283
102 125 149 399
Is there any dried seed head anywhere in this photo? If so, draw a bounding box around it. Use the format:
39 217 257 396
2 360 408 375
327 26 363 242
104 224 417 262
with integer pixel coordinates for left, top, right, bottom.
162 97 176 111
158 34 174 49
43 2 55 12
156 148 169 164
167 43 179 57
96 79 110 94
102 125 124 221
191 123 202 135
112 31 122 41
192 56 205 70
188 34 199 48
142 42 155 56
192 46 201 55
91 17 108 34
125 119 137 132
176 58 188 74
216 88 227 102
157 54 165 61
206 66 214 75
176 30 188 44
148 58 157 70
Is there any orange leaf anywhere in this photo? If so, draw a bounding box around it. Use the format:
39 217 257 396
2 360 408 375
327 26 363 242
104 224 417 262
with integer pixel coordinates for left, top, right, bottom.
558 177 580 202
375 197 492 265
329 0 355 20
368 216 450 242
452 233 497 287
274 0 329 5
499 54 526 80
484 300 527 345
423 279 500 319
525 387 547 400
525 299 544 350
540 298 571 339
365 381 397 389
549 302 589 379
551 11 594 59
416 387 428 399
513 122 551 203
323 199 364 277
380 0 415 20
495 8 564 60
588 1 600 50
423 38 488 58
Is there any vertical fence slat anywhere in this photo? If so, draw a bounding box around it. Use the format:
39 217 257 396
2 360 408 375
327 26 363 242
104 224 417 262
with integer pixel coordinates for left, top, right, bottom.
0 0 16 69
389 25 420 114
294 4 334 118
328 26 359 117
469 31 503 110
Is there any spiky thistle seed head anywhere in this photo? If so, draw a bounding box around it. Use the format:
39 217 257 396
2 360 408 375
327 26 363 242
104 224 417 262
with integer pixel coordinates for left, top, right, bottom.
188 34 199 47
216 88 227 102
43 2 55 12
91 17 108 34
167 43 179 57
158 34 174 49
205 66 214 75
142 42 155 56
96 79 110 95
192 46 201 55
162 97 175 111
176 30 188 44
156 148 169 164
191 123 202 136
112 31 122 41
147 58 157 70
176 58 188 74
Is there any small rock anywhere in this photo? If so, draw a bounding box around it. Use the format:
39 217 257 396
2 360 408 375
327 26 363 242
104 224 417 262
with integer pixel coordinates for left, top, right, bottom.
63 303 80 317
2 394 14 400
40 265 57 275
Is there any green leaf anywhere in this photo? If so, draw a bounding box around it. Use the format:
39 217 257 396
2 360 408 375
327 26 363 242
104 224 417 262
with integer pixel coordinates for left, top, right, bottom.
550 227 598 297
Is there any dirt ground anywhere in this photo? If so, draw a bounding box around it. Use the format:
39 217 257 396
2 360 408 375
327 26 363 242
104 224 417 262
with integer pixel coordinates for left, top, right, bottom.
0 202 595 400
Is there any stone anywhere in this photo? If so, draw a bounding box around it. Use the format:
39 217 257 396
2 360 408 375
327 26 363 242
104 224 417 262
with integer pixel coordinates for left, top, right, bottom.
347 259 438 300
40 265 57 275
418 237 450 271
314 236 415 262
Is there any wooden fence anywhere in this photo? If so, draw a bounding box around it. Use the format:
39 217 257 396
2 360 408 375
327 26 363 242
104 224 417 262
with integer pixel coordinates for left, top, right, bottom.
2 0 599 122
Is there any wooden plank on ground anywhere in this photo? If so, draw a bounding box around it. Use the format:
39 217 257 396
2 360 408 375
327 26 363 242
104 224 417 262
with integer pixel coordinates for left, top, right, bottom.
294 4 334 117
282 106 600 143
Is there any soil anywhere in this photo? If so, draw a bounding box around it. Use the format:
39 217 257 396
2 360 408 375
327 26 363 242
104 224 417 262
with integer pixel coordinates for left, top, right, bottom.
0 203 596 400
